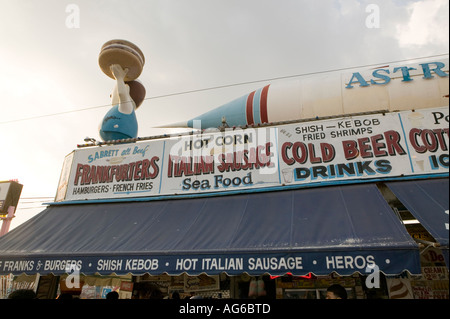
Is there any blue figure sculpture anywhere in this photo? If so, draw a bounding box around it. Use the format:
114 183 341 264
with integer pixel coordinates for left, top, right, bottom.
99 64 140 141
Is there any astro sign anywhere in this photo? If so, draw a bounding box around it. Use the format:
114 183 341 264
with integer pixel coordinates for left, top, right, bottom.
345 61 448 88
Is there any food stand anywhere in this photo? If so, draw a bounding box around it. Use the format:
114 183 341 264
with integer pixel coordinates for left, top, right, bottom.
0 57 448 299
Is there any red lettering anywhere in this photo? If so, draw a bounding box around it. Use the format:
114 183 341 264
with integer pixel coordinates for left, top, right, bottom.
384 130 406 155
282 142 295 165
265 142 274 166
293 142 308 164
321 143 335 162
110 165 117 182
409 128 426 153
423 129 439 152
342 140 359 160
428 250 444 262
82 165 90 185
149 156 160 179
74 164 83 185
371 134 387 157
434 128 449 151
409 128 449 153
308 143 321 164
133 161 142 180
358 137 372 158
167 155 173 177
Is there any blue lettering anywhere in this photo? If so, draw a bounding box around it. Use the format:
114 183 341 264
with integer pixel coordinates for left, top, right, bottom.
370 69 391 85
420 62 449 79
345 61 448 89
346 72 370 88
393 66 416 82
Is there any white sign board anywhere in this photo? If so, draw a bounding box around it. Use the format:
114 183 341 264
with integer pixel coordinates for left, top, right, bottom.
56 107 449 202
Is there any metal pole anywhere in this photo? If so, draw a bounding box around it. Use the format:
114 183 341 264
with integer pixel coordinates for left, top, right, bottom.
0 206 15 236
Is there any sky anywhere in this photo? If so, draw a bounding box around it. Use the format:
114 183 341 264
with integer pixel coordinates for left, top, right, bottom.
0 0 448 230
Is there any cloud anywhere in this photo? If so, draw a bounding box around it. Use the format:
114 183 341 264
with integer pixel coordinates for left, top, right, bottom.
396 0 449 48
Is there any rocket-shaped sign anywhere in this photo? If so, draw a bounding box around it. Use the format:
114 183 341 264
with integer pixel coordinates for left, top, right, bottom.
162 57 449 129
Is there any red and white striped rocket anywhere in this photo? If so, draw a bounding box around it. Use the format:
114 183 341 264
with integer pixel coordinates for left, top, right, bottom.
162 57 449 129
